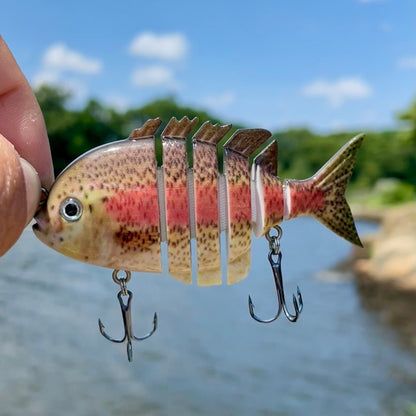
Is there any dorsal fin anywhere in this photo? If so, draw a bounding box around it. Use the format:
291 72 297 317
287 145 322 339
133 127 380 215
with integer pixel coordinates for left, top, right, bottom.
162 116 199 139
128 118 162 140
192 121 232 145
253 138 278 175
224 128 272 157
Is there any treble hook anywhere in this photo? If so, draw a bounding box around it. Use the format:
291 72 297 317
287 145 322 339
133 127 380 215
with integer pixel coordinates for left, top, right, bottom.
248 226 303 323
98 270 158 362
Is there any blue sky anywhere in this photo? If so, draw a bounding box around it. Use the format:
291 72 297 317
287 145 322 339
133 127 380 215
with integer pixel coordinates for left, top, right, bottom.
2 0 415 132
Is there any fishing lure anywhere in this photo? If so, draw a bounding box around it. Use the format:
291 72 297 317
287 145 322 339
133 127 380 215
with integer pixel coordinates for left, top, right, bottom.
33 117 364 361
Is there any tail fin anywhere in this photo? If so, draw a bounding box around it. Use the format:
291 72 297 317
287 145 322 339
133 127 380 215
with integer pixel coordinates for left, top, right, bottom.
284 134 364 246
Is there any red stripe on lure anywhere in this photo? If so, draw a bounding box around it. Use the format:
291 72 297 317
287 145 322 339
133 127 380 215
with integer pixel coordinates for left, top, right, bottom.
194 185 220 225
104 188 160 227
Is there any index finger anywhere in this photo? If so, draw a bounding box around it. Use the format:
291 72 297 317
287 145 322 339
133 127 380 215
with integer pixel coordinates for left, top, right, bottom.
0 36 54 189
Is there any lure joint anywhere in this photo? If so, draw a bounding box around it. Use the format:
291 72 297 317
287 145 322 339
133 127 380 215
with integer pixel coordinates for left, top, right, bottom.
98 270 158 362
248 226 304 323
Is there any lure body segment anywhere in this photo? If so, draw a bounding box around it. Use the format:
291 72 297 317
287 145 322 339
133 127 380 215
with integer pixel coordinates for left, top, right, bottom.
34 117 364 284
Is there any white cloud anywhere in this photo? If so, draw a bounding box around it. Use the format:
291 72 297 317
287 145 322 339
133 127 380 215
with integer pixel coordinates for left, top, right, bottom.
42 43 102 74
397 56 416 70
32 69 89 103
202 91 235 109
131 65 178 88
32 43 102 106
128 32 188 61
33 43 102 89
32 68 60 87
33 75 89 107
302 77 372 107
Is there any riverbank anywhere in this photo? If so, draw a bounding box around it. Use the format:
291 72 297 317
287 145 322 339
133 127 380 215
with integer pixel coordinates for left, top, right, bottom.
353 202 415 292
351 202 416 349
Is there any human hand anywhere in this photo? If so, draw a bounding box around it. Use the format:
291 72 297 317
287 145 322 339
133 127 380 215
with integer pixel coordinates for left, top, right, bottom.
0 36 54 256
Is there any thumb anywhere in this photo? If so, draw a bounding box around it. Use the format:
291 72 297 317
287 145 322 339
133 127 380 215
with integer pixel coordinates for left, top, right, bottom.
0 133 41 256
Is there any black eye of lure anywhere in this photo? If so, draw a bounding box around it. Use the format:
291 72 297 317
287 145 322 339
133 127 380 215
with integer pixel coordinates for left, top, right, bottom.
60 198 83 222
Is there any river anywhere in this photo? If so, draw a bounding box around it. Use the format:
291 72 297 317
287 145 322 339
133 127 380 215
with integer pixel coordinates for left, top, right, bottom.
0 219 415 416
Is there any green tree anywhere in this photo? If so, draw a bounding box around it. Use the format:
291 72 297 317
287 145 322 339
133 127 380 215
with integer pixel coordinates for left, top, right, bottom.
35 86 124 175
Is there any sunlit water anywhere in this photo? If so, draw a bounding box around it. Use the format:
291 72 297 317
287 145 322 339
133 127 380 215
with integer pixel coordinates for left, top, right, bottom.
0 219 415 416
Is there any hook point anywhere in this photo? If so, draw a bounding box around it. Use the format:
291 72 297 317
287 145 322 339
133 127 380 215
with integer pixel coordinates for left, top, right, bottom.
127 341 133 362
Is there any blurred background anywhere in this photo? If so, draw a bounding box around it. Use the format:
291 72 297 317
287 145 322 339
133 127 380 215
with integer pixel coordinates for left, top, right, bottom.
1 1 415 415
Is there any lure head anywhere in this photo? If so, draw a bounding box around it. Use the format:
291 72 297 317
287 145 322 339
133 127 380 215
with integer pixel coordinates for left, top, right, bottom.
33 159 113 264
33 138 163 272
32 142 125 266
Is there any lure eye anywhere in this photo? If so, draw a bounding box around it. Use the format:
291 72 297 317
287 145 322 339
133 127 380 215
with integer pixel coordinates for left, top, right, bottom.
60 198 83 222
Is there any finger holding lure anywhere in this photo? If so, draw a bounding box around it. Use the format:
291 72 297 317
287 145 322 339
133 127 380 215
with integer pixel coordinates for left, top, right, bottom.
33 116 364 361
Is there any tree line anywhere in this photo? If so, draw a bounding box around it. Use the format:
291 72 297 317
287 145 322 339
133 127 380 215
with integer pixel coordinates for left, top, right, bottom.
35 85 415 203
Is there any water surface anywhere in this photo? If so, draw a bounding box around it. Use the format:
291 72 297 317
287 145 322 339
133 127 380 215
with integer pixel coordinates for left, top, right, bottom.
0 219 414 416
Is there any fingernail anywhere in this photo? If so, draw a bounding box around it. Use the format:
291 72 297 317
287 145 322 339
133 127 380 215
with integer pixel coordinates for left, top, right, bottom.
20 157 41 225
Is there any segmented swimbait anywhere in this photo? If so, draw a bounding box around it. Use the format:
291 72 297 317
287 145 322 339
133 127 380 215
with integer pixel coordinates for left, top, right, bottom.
33 117 363 285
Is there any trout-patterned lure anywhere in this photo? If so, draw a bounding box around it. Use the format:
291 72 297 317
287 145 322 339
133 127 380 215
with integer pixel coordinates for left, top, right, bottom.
34 117 364 286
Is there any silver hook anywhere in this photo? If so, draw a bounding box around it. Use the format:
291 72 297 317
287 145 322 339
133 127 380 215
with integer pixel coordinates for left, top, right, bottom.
98 270 158 362
248 226 303 323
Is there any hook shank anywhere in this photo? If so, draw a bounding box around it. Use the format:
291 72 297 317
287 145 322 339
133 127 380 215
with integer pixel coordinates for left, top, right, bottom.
248 226 303 324
99 273 158 362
